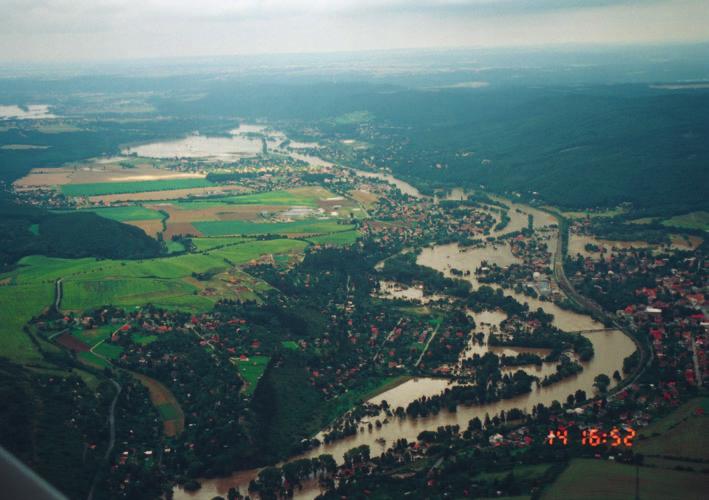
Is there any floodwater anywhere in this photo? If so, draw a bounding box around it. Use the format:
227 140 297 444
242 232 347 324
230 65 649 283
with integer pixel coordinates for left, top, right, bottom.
350 168 424 198
177 235 636 500
123 129 263 160
0 104 55 120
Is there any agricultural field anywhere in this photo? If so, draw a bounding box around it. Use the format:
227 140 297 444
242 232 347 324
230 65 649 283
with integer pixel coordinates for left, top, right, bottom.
78 205 164 222
236 355 270 396
70 325 116 348
62 178 214 197
191 236 253 251
635 397 709 461
133 372 185 436
0 237 307 359
306 229 360 246
194 219 353 236
542 458 708 500
661 211 709 231
0 283 55 362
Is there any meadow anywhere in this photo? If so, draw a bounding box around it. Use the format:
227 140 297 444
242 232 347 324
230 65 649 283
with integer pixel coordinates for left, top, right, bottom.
0 283 55 362
79 205 164 222
0 237 308 361
194 219 353 236
306 229 360 246
61 178 213 197
542 458 708 500
236 355 270 396
174 189 321 209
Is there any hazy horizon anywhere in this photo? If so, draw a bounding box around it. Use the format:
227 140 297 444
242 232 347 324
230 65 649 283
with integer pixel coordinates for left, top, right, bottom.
1 0 708 64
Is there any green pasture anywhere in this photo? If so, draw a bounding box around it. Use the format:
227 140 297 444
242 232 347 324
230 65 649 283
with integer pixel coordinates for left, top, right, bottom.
306 229 359 246
61 178 213 197
174 189 320 209
209 239 307 262
71 325 115 348
194 219 352 236
237 355 270 396
542 458 708 500
191 236 253 251
0 283 55 362
78 205 163 222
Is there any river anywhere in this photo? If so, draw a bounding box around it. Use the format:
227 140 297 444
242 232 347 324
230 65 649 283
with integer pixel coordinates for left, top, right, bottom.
174 176 636 500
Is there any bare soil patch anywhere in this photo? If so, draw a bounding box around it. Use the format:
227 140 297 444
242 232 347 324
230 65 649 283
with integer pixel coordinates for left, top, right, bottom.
126 219 164 238
164 222 202 239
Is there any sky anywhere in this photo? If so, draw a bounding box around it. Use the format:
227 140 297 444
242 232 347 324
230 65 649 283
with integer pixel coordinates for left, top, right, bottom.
1 0 708 63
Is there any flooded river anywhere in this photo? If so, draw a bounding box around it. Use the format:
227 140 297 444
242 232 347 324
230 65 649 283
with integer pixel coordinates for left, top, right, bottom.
350 168 424 199
177 229 635 500
174 171 635 500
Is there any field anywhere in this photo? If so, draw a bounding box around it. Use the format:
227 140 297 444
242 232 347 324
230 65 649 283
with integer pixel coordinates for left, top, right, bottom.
635 397 709 461
62 178 214 197
0 283 55 362
191 236 253 251
79 205 164 222
306 229 360 246
0 237 307 361
133 373 185 437
661 211 709 231
71 325 115 348
175 189 321 208
194 219 353 236
542 458 708 500
236 355 270 396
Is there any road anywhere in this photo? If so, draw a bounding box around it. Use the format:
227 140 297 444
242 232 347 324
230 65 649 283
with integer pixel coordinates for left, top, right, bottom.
549 213 653 395
53 278 63 312
87 379 121 500
691 335 703 388
415 321 441 367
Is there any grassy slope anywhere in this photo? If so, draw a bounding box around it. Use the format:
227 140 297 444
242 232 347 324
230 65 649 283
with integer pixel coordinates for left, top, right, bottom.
0 283 54 362
0 238 306 360
236 355 270 397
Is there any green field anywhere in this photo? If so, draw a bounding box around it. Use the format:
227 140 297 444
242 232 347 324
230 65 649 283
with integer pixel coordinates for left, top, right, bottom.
636 397 709 460
281 340 300 351
661 211 709 231
0 283 55 362
94 342 123 360
133 333 158 345
236 355 270 396
306 229 360 246
209 239 307 263
157 402 181 420
542 458 708 500
175 189 320 209
71 325 115 348
78 351 111 368
192 236 253 251
61 278 209 312
78 205 164 221
194 219 353 236
61 178 213 197
165 240 185 254
0 237 307 361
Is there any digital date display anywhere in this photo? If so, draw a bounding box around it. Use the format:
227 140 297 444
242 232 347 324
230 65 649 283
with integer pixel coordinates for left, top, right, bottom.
546 427 636 447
